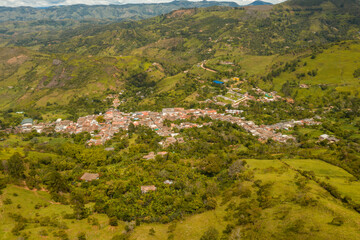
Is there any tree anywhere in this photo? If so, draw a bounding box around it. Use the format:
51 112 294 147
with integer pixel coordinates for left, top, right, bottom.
7 153 25 179
45 170 69 193
352 67 360 78
228 160 245 179
128 123 135 136
71 190 89 220
199 154 223 176
96 115 105 123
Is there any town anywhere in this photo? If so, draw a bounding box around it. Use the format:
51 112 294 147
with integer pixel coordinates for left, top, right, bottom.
17 108 321 145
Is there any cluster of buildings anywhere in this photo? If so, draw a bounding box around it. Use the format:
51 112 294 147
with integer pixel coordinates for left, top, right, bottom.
17 108 321 145
266 119 321 131
79 172 172 194
204 86 284 108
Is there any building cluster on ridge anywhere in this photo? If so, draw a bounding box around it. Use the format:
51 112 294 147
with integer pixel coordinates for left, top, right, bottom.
203 84 286 107
17 108 321 145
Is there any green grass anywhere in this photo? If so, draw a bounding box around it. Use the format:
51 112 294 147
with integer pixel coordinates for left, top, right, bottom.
272 42 360 98
157 73 185 93
244 159 360 240
284 159 360 204
0 185 125 240
131 204 228 240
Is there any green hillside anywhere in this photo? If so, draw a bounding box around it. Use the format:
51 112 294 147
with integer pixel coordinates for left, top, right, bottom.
1 2 360 118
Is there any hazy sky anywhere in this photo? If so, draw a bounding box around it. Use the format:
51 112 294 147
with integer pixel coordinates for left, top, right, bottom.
0 0 285 8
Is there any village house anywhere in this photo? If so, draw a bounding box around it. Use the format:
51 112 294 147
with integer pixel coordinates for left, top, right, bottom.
21 118 33 127
143 152 156 160
80 173 99 182
164 180 173 185
300 84 310 89
141 185 156 193
319 134 339 143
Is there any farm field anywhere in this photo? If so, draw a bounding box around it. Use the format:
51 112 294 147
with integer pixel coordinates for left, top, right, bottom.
284 159 360 204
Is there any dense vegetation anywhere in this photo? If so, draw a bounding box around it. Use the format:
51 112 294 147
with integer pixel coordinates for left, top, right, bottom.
1 114 360 239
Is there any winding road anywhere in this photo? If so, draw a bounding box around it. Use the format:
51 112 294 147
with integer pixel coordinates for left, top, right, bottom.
200 62 217 73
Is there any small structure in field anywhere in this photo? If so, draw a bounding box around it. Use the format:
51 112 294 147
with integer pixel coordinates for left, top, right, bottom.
213 80 224 85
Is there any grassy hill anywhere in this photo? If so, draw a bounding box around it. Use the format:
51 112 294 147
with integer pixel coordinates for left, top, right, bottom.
1 158 360 240
270 41 360 99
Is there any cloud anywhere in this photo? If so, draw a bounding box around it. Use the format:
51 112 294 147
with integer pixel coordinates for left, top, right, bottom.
0 0 284 8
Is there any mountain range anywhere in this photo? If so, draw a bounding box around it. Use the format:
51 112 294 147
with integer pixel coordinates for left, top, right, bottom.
0 1 244 22
0 1 275 23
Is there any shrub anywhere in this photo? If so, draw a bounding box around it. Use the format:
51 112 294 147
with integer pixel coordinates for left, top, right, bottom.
35 203 45 209
109 216 118 226
77 232 86 240
124 221 135 232
205 197 217 210
89 217 99 226
286 219 306 233
53 230 69 240
11 222 26 236
39 230 48 236
3 198 12 205
200 227 219 240
111 234 129 240
149 228 156 236
329 217 344 226
353 67 360 78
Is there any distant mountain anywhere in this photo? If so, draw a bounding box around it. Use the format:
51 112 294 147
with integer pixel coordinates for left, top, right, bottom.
287 0 359 7
247 1 273 6
0 1 239 22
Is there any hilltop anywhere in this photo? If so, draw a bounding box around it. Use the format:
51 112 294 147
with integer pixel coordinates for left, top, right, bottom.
247 1 273 6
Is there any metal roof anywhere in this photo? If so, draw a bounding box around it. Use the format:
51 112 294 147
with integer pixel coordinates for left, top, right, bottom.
21 118 33 125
